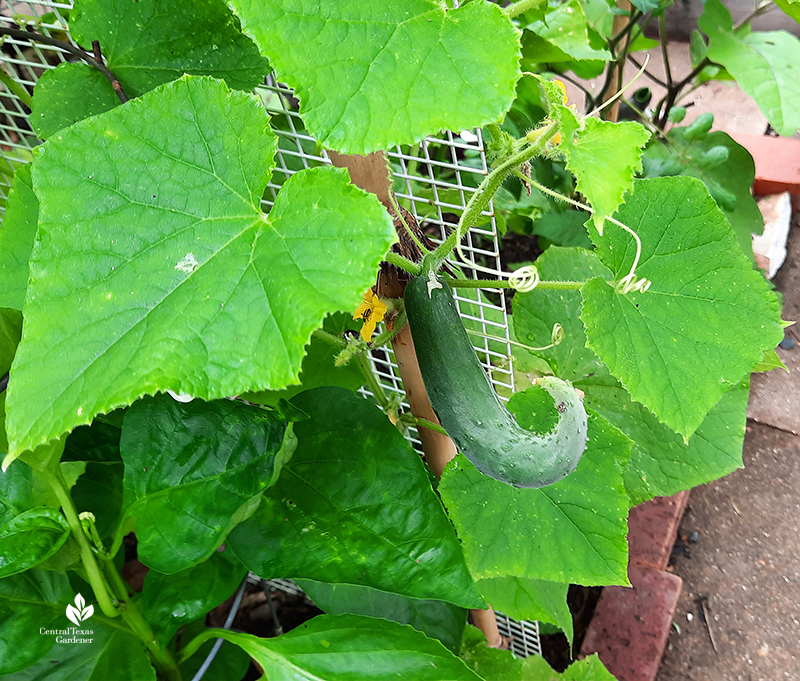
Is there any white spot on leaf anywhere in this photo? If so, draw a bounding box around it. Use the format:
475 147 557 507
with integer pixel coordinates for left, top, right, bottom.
175 253 199 274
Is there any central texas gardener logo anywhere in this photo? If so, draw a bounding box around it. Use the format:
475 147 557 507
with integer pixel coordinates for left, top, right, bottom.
65 593 93 626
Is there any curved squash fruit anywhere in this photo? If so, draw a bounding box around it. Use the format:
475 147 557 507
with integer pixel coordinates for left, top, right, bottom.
404 275 588 488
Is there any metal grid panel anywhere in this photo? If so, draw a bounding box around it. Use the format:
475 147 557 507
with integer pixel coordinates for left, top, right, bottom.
496 610 543 658
258 75 515 418
0 0 538 657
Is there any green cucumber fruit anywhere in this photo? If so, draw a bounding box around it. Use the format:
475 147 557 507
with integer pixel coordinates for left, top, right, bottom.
404 275 587 488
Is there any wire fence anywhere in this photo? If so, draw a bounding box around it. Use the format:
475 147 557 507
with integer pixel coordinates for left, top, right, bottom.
0 0 544 667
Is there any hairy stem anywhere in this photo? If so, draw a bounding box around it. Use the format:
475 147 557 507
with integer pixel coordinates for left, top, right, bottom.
384 250 421 275
444 276 584 291
426 121 558 270
399 414 449 437
312 328 347 348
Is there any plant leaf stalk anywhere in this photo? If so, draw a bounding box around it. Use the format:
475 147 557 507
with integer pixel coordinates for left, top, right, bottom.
101 553 182 681
43 466 120 618
444 276 583 290
44 461 181 678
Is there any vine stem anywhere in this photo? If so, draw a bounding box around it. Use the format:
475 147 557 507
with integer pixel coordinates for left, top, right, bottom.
311 328 346 348
426 121 558 271
659 14 673 89
0 26 128 102
384 250 421 275
444 277 583 290
44 466 180 678
102 557 182 681
398 414 449 437
356 352 389 409
650 2 777 127
386 186 429 256
43 467 120 619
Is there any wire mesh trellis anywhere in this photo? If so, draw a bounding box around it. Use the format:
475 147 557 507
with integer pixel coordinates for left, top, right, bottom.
0 0 544 664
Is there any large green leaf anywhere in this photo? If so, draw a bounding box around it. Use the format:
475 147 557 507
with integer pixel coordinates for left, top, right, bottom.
187 614 483 681
475 576 573 646
560 108 650 232
228 0 521 154
524 0 611 63
116 393 295 573
139 552 247 645
0 425 72 577
228 387 484 609
513 246 611 383
581 176 784 439
461 627 614 681
514 247 756 506
70 0 268 97
699 0 800 136
296 579 467 654
0 570 71 674
0 507 71 579
7 75 396 456
641 125 762 259
69 462 124 541
583 375 750 506
30 63 120 140
439 410 631 587
0 166 37 311
0 453 32 527
0 605 156 681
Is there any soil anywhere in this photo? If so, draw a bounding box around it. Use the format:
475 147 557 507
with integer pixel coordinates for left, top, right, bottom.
655 217 800 681
656 424 800 681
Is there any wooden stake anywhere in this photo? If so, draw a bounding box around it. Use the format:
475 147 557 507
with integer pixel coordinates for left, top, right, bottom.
332 151 502 647
602 0 632 123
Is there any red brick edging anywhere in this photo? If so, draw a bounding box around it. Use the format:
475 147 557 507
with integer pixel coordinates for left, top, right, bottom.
579 491 689 681
729 133 800 205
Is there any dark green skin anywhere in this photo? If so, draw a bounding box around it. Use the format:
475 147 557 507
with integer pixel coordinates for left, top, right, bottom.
404 275 587 488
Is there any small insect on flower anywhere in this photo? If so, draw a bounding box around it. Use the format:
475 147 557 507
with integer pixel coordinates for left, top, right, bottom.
353 287 387 342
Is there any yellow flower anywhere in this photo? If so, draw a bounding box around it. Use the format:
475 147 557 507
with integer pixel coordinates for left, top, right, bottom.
554 79 568 105
353 288 387 342
551 80 568 146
